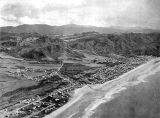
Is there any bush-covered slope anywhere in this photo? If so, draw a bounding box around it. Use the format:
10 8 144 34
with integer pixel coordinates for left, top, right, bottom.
1 32 160 60
0 33 84 60
68 33 160 57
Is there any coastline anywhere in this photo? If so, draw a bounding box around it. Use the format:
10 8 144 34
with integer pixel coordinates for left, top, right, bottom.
45 58 160 118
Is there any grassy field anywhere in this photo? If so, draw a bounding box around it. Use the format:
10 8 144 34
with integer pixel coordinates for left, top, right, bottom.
0 53 61 110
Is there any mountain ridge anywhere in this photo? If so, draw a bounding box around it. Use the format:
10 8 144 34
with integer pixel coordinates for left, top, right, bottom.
0 24 160 36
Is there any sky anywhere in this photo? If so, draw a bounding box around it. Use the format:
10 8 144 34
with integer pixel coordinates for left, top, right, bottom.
0 0 160 29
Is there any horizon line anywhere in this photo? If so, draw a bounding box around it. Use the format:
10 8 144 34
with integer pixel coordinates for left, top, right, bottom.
0 23 159 30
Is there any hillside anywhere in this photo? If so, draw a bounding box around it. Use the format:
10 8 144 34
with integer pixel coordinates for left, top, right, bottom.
1 31 160 60
67 33 160 57
0 33 84 60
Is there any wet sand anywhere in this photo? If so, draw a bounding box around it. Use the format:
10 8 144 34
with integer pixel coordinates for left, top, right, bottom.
45 58 160 118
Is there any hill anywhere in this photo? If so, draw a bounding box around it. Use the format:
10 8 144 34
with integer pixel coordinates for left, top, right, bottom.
1 31 160 60
67 33 160 57
0 24 160 36
0 32 84 60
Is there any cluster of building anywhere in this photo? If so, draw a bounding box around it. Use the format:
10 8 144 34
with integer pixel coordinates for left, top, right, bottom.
6 68 57 82
71 56 155 86
32 71 57 81
127 55 155 63
1 78 71 118
2 93 70 118
25 68 50 73
1 55 155 118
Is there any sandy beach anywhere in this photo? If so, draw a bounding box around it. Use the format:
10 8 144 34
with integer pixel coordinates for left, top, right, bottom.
45 58 160 118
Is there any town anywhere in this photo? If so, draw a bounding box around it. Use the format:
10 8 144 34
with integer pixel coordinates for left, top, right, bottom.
0 55 154 118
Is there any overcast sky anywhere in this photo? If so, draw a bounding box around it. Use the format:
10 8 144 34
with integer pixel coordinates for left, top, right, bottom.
0 0 160 29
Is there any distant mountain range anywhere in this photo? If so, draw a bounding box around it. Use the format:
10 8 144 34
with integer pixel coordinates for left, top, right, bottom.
0 24 160 36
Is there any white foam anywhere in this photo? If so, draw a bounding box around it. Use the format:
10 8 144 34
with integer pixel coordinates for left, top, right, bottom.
82 59 160 118
67 112 78 118
82 84 128 118
45 58 160 118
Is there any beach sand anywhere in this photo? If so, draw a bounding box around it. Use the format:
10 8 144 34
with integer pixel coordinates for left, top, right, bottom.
45 58 160 118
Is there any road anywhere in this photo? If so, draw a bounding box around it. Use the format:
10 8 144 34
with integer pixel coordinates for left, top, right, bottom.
45 58 160 118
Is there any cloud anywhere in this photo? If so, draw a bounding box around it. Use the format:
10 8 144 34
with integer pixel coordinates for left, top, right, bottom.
0 0 159 29
1 2 39 24
145 0 160 14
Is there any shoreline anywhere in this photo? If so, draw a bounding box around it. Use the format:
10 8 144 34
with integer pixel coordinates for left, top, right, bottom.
81 59 160 118
45 58 160 118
